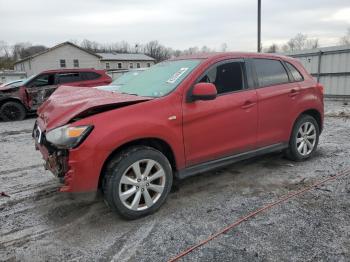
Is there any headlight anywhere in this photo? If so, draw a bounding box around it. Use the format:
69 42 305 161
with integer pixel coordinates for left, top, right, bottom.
46 125 93 149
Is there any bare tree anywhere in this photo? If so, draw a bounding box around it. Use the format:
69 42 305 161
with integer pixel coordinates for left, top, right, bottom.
200 45 211 53
339 28 350 45
12 42 31 60
221 43 228 52
0 41 14 69
306 38 319 49
133 43 141 53
172 49 182 57
0 41 11 57
10 42 46 61
264 43 279 53
275 33 320 52
80 39 100 52
287 33 307 51
22 45 46 58
143 40 171 62
182 46 199 55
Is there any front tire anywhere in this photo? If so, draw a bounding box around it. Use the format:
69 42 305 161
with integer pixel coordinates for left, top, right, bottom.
0 101 26 121
285 114 320 161
103 146 173 219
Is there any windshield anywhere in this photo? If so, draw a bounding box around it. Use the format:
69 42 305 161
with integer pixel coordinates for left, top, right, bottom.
115 59 201 97
22 74 38 85
111 71 144 86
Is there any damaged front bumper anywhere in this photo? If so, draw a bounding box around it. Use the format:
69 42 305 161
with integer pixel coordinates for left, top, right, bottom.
44 151 69 183
33 121 69 188
33 120 106 193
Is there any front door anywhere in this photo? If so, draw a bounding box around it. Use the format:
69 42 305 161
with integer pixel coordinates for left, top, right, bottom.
25 73 58 110
182 60 258 166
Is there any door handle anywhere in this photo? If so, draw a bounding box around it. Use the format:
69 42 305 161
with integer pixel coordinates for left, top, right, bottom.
289 88 300 97
241 100 256 109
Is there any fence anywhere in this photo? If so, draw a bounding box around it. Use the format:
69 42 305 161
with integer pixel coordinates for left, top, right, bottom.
286 45 350 97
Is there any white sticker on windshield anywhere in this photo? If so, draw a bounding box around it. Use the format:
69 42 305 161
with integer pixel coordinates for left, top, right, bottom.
166 68 189 84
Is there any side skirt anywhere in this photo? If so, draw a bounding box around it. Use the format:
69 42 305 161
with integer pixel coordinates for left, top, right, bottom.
176 143 288 179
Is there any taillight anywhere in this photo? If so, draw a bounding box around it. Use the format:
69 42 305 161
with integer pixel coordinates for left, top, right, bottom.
316 83 324 95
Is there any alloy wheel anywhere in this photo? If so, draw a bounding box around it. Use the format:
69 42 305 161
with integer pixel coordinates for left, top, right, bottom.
296 122 316 156
118 159 166 211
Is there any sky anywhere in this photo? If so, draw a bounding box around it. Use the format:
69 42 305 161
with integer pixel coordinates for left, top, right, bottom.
0 0 350 51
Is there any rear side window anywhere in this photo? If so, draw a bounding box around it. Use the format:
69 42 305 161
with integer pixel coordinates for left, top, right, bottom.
57 72 81 84
81 72 101 81
285 62 304 82
253 59 289 87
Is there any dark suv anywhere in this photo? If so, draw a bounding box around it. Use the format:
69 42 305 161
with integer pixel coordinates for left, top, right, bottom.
0 68 111 121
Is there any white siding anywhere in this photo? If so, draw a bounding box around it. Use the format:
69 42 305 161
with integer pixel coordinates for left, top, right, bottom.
13 42 156 78
15 44 101 76
102 60 154 70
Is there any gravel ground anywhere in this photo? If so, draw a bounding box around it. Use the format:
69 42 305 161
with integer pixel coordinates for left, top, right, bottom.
0 100 349 262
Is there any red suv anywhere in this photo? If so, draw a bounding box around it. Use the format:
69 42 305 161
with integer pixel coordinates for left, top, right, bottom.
33 53 324 219
0 68 111 121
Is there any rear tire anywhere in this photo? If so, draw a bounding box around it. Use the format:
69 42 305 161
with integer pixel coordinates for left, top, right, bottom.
285 114 320 161
103 146 173 220
0 101 26 121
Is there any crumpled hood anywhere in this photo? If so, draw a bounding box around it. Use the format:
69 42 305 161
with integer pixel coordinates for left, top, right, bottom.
38 85 152 131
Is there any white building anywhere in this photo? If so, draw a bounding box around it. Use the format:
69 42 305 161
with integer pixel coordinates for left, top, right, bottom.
14 42 155 76
97 53 155 71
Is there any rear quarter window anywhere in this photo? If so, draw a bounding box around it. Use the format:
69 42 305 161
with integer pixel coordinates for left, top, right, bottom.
253 59 289 87
57 72 81 84
81 72 101 81
285 62 304 82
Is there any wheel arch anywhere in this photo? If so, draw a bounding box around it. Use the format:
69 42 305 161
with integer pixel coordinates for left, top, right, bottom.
299 109 322 133
0 97 26 108
290 108 323 139
98 137 177 189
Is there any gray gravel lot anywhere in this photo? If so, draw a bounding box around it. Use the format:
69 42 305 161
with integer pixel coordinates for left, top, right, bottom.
0 100 349 262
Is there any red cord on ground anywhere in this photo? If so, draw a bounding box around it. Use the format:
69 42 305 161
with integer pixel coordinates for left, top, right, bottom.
168 168 350 262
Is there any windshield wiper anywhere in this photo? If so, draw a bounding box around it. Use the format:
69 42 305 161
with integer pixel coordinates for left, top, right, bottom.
120 92 139 96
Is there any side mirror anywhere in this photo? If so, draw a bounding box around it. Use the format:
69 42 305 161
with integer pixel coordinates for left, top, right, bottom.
190 83 217 102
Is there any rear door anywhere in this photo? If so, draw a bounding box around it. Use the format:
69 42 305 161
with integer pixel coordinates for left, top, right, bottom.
182 59 258 166
253 58 301 147
56 72 83 86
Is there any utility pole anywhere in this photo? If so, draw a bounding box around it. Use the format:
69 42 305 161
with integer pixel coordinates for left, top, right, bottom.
257 0 262 52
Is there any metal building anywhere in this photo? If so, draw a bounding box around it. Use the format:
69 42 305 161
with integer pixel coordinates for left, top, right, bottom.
285 45 350 97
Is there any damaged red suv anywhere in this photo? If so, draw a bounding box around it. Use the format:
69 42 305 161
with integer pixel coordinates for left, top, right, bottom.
0 68 111 121
33 53 324 219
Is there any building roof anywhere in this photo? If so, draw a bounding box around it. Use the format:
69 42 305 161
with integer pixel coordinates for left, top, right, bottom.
96 52 155 61
283 44 350 57
14 42 102 64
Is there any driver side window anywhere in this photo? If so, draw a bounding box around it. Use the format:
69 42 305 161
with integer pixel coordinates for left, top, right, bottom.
29 74 55 88
199 61 245 94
